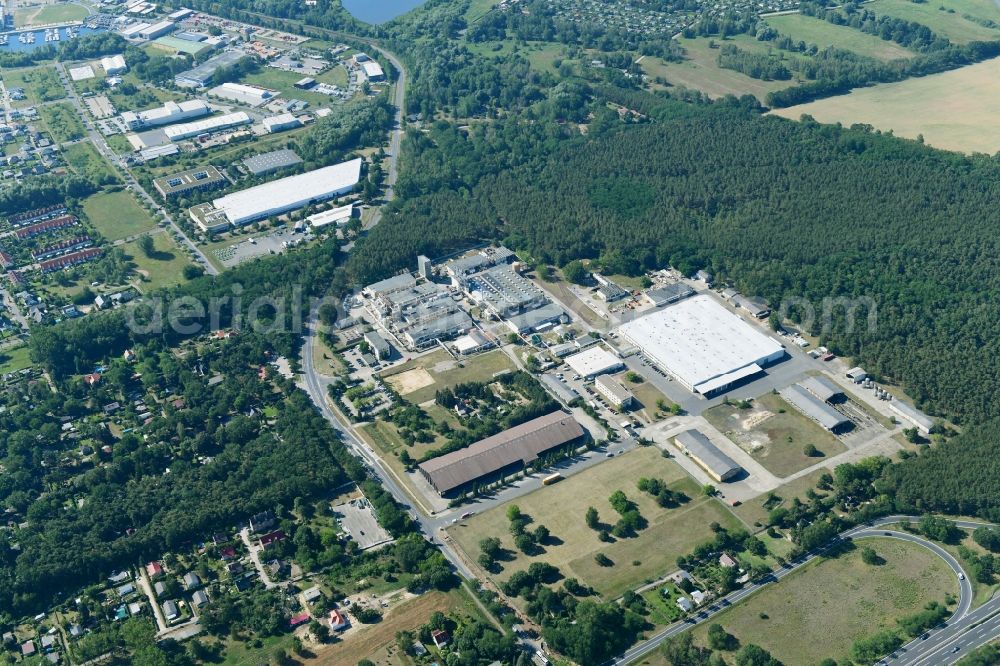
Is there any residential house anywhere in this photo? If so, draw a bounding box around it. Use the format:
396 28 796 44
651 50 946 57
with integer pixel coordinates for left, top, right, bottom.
162 600 179 621
676 597 693 613
250 510 276 533
146 561 164 578
183 572 201 590
431 629 450 649
192 590 209 607
329 608 349 631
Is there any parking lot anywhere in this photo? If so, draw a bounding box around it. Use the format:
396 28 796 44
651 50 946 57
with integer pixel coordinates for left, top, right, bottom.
332 497 393 550
214 228 313 267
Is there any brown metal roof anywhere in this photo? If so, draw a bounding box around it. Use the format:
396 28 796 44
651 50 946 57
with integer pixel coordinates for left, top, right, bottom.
418 411 585 494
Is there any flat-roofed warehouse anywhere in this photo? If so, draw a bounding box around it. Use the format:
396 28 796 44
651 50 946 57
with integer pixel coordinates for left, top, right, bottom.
153 166 227 200
618 295 785 395
674 429 743 482
243 148 303 177
418 411 585 497
780 384 852 433
564 346 623 379
211 158 361 226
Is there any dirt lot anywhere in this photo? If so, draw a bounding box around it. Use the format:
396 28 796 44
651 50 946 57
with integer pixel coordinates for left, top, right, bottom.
704 392 847 478
380 349 515 404
302 588 479 665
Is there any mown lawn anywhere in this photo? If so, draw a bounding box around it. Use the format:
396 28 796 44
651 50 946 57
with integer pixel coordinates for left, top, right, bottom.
82 190 156 241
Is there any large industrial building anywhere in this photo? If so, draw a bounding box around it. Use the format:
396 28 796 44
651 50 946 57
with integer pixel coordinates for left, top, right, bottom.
207 157 362 227
418 411 585 496
243 149 303 176
467 264 548 319
800 375 844 404
175 50 245 88
888 400 934 434
363 272 471 350
619 295 786 396
674 429 743 482
164 112 252 141
121 100 210 130
208 82 277 107
564 346 623 379
101 54 127 75
153 166 227 200
779 384 852 433
595 375 634 409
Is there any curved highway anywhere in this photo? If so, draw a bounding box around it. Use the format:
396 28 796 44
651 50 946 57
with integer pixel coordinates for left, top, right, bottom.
614 516 995 666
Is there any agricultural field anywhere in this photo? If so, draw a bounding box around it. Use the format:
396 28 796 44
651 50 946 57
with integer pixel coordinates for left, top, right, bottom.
380 348 515 405
449 447 746 599
63 142 119 182
765 14 915 61
868 0 1000 43
703 392 847 478
38 102 85 143
120 233 196 293
689 538 958 664
2 66 66 105
82 190 157 241
638 36 802 100
771 57 1000 154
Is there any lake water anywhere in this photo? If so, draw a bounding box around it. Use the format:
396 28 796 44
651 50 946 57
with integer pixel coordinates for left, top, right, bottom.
0 26 105 53
341 0 428 24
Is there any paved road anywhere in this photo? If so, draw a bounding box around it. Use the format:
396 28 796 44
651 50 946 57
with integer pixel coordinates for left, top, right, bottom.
300 308 475 580
361 43 405 231
614 516 988 666
52 63 218 276
239 527 279 589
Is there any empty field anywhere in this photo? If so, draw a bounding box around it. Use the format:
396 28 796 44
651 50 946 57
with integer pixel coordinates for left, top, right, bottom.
639 36 801 99
2 66 66 105
765 14 915 61
63 142 119 183
0 344 32 375
690 537 958 664
14 2 88 27
38 102 85 143
868 0 1000 43
381 348 514 404
771 56 1000 154
82 190 156 241
704 392 846 478
121 234 195 293
449 447 745 599
240 68 348 106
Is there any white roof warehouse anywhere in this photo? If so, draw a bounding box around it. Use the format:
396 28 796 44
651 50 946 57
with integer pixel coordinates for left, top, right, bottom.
211 158 362 226
618 294 785 395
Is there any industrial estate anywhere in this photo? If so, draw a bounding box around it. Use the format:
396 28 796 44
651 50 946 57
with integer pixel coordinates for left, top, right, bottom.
0 0 996 664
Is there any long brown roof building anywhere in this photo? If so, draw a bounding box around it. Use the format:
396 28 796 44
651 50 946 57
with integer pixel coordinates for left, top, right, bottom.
418 410 585 496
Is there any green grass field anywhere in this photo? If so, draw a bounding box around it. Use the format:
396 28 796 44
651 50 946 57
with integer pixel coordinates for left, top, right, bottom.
380 348 515 405
689 537 958 664
38 102 85 143
464 40 569 74
2 66 66 105
121 233 195 293
704 392 847 478
0 344 32 375
239 67 350 106
63 143 119 183
82 190 156 241
765 14 915 61
623 375 674 422
868 0 1000 43
14 2 88 27
639 36 803 100
449 447 746 599
770 57 1000 154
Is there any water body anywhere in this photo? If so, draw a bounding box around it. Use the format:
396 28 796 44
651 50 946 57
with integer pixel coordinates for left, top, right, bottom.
0 26 105 53
341 0 428 24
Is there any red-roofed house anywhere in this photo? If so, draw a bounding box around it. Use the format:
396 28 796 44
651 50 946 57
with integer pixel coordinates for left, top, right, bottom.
220 546 237 560
329 608 349 631
0 250 14 270
84 373 102 387
146 561 164 578
260 530 285 549
431 629 450 649
21 640 35 656
289 612 310 628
